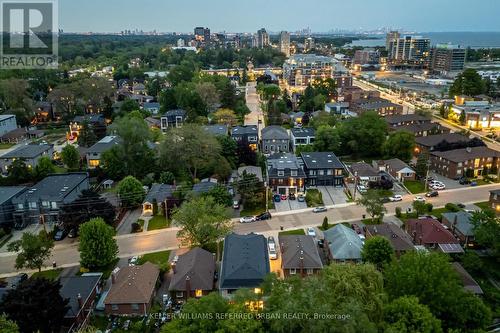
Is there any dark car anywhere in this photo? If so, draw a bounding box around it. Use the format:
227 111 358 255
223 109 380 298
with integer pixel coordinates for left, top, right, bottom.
459 177 471 185
256 212 272 221
273 194 281 202
457 203 466 209
53 229 67 241
425 191 439 197
289 193 296 200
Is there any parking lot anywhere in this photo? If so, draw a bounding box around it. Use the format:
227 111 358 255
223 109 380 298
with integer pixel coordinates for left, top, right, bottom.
317 186 348 205
429 172 463 190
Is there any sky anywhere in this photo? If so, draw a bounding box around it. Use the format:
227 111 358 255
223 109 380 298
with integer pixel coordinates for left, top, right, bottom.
58 0 500 33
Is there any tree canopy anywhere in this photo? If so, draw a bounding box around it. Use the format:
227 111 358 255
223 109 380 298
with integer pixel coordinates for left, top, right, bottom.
7 230 54 272
78 218 118 269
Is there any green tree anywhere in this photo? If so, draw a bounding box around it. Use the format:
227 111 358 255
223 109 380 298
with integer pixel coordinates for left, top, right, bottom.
78 218 118 269
236 171 265 210
415 153 430 178
34 155 56 180
412 200 428 218
310 111 337 129
100 146 126 180
337 111 387 157
471 210 500 257
173 196 232 256
313 125 340 153
356 190 387 222
212 108 237 126
7 230 54 272
61 144 80 170
60 189 116 230
202 184 232 207
78 119 98 148
0 278 69 333
361 236 394 269
159 171 175 185
6 158 32 184
0 314 19 333
216 135 238 169
383 296 442 333
449 68 485 97
118 176 145 208
322 216 329 230
382 131 415 162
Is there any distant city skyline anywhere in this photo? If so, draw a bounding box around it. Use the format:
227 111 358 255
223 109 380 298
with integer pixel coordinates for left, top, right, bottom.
59 0 500 33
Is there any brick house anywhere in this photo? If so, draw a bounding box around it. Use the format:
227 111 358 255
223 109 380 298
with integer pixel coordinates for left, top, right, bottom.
405 218 463 253
323 224 364 263
414 133 471 154
104 262 159 316
169 247 215 301
373 158 416 182
278 235 323 277
392 122 451 137
364 224 414 257
430 146 500 179
350 98 403 117
266 153 306 195
385 114 431 128
442 212 475 247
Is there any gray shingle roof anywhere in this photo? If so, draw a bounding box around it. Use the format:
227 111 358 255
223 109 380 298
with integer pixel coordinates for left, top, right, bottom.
278 235 323 269
0 186 26 205
442 212 474 237
385 114 430 125
163 109 186 117
291 127 315 138
415 133 470 148
220 233 270 289
431 146 500 163
393 122 442 134
267 154 306 178
12 173 89 204
452 262 483 295
192 181 217 194
203 125 228 136
261 126 289 140
301 152 344 169
144 184 174 204
382 158 414 173
323 224 364 261
350 162 379 177
60 274 102 319
0 144 52 159
365 224 414 252
169 247 215 292
231 125 258 136
87 136 120 154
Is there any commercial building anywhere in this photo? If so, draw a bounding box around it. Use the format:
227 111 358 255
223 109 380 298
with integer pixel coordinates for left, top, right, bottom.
283 54 351 91
451 100 500 130
386 32 430 67
194 27 210 42
430 146 500 179
304 37 315 52
279 31 291 57
254 28 269 48
11 173 89 228
430 44 466 74
353 49 380 65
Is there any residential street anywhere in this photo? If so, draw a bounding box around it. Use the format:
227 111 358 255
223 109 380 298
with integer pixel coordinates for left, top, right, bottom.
244 81 265 137
0 184 497 277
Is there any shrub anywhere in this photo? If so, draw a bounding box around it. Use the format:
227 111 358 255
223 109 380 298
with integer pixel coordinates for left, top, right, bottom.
131 222 143 233
426 203 433 213
395 207 402 218
445 203 460 212
322 217 329 230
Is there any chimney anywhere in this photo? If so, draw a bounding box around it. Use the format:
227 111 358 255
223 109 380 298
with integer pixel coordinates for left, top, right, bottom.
299 251 304 278
185 275 191 299
77 293 83 309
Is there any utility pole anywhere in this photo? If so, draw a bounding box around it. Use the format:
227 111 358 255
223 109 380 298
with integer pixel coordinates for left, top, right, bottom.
353 172 358 201
265 181 269 212
424 161 431 192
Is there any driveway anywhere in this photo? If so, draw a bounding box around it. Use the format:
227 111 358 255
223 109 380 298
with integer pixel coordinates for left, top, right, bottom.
274 199 307 212
116 208 142 235
317 186 348 205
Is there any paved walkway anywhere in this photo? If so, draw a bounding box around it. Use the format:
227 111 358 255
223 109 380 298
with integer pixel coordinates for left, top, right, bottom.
116 207 142 235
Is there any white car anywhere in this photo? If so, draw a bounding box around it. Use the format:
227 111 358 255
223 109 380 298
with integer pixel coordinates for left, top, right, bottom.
389 195 403 202
307 227 316 237
239 216 256 223
312 206 327 213
128 256 139 266
413 196 426 203
268 237 278 260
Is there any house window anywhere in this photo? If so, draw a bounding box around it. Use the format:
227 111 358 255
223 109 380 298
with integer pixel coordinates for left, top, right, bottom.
309 170 316 176
88 160 100 167
327 169 333 175
51 202 57 209
17 203 23 209
111 304 118 311
195 289 203 298
176 291 184 298
131 304 140 310
277 170 284 177
291 170 297 176
289 268 296 275
29 202 37 209
42 201 49 207
306 269 313 275
318 170 324 176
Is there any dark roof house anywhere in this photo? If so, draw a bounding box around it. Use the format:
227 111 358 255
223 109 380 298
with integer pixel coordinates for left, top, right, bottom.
365 223 414 256
279 235 323 276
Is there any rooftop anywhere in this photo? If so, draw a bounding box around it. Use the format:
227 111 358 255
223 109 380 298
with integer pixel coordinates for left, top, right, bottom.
365 223 414 252
291 127 315 138
144 184 174 204
442 211 474 237
231 125 258 136
0 186 26 206
393 122 442 134
60 274 102 319
0 115 15 122
385 114 430 125
278 235 323 269
406 218 460 246
262 126 289 140
301 152 344 170
452 262 484 295
169 247 215 292
415 133 470 148
0 144 52 159
350 162 379 177
87 136 120 154
431 146 500 163
323 224 364 261
203 125 228 136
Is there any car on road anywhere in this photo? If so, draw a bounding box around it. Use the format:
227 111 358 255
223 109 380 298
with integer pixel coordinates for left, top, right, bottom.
389 195 403 202
53 229 67 241
312 206 327 213
128 256 139 266
297 194 305 202
289 193 296 200
256 212 272 221
268 236 277 260
232 200 240 209
280 194 287 201
239 216 256 223
413 196 426 203
425 191 439 197
307 227 316 237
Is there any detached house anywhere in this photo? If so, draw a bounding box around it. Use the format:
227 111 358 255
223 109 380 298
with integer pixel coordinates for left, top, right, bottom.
0 144 53 173
231 125 258 151
290 128 315 152
365 224 414 257
86 136 120 169
442 212 475 247
169 247 216 301
279 235 323 277
489 189 500 214
373 158 415 182
219 233 270 298
266 154 306 196
406 218 463 253
323 224 364 263
349 162 380 185
301 152 345 187
261 126 290 154
142 184 175 216
161 109 186 131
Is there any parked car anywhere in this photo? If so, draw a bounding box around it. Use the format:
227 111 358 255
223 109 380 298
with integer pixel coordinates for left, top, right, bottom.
268 236 277 260
256 212 272 221
317 239 324 248
413 196 426 203
312 206 327 213
457 203 466 209
128 256 139 266
273 194 281 202
425 191 439 197
307 227 316 237
381 197 390 203
289 193 296 200
389 195 403 202
53 229 67 241
232 200 240 209
459 177 471 185
297 194 305 202
280 194 287 201
239 216 256 223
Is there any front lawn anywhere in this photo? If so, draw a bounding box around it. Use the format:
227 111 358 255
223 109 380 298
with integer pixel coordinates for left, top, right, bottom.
305 189 323 207
474 201 493 212
147 215 170 231
404 180 426 194
279 228 306 236
138 250 171 272
240 206 266 217
31 268 62 280
0 142 15 149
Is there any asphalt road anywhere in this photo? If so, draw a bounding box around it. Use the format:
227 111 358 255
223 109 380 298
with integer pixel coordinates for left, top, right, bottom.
244 82 265 137
0 184 497 277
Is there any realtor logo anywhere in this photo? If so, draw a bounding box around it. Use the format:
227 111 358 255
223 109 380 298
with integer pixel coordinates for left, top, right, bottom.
0 0 58 69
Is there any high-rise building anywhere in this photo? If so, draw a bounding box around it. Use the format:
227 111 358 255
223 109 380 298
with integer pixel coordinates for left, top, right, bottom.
430 44 466 74
353 49 380 65
256 28 270 48
386 31 399 50
279 31 291 57
194 27 210 42
387 33 430 66
283 54 352 90
304 37 315 52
